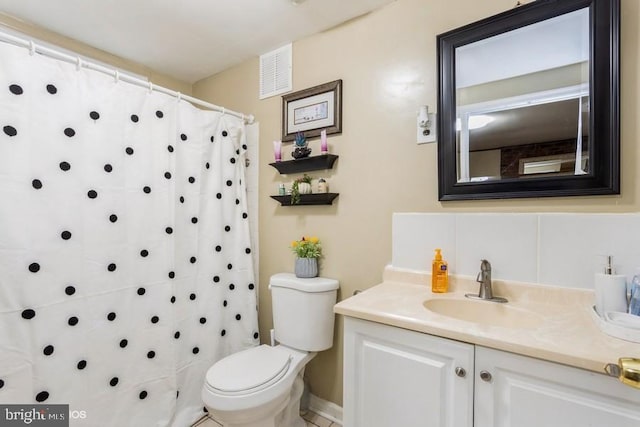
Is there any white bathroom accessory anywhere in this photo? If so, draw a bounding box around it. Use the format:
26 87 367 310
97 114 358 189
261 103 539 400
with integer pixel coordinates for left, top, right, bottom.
590 306 640 344
605 311 640 330
594 256 627 317
417 105 437 144
202 273 339 427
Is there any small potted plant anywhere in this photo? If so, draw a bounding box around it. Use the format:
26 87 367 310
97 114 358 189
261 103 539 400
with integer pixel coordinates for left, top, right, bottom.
290 174 312 205
291 131 312 159
290 236 322 278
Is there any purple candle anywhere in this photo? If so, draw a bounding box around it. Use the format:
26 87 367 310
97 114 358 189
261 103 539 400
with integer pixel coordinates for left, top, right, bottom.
273 140 282 162
320 130 327 154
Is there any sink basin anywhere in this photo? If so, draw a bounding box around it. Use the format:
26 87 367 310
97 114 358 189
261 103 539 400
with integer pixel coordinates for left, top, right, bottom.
423 298 543 329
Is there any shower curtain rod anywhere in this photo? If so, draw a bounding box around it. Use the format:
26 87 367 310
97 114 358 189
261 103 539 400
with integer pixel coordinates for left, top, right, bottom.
0 30 255 124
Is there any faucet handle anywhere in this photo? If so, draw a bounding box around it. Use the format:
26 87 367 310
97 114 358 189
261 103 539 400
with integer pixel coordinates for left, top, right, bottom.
476 271 483 283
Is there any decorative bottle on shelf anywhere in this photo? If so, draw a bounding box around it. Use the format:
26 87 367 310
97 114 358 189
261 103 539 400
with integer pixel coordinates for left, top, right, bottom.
317 178 328 193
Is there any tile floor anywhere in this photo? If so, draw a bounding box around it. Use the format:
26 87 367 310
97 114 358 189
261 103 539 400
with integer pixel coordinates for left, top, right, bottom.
302 410 340 427
192 410 339 427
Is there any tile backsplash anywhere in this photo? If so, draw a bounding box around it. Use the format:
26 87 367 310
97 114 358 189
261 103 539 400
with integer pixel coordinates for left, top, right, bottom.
392 213 640 290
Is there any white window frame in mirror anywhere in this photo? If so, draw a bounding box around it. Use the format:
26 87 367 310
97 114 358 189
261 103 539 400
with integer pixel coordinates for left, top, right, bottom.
456 84 589 183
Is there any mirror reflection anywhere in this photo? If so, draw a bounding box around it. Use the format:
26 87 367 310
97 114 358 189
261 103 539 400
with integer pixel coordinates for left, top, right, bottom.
455 7 589 183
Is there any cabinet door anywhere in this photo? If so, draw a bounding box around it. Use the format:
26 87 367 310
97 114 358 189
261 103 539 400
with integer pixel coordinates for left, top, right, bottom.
475 346 640 427
343 317 474 427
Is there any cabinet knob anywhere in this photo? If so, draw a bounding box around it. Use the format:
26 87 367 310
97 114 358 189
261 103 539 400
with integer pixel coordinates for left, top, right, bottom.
605 358 640 390
479 370 492 382
455 367 466 378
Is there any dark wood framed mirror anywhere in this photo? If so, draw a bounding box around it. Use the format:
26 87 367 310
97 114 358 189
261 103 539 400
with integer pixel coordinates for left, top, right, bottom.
437 0 619 200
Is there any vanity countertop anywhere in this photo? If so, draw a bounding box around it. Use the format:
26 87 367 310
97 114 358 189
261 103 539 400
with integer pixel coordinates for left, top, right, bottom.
334 266 640 374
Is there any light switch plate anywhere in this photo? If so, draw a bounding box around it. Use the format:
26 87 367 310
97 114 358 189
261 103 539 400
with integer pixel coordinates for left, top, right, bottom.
417 113 437 144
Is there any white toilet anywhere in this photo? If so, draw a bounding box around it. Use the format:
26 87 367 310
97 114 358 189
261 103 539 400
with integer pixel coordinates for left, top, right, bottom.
202 273 339 427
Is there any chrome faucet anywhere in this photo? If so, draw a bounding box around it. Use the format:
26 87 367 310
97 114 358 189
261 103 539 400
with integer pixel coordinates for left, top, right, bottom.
465 259 508 303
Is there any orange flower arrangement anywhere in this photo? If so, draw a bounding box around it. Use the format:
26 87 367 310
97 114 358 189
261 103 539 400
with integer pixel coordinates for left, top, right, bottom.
290 236 321 258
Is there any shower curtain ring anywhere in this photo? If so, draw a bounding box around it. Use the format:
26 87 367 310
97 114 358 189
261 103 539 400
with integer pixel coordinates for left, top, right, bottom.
29 41 36 56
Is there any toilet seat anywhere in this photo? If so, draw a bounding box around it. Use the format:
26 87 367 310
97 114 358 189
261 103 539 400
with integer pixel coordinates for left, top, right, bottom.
205 345 292 396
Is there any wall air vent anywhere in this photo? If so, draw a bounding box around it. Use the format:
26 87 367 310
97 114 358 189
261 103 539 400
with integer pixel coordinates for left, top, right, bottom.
259 43 292 99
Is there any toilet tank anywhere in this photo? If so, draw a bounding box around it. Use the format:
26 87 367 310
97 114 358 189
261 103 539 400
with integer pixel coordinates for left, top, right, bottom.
269 273 339 352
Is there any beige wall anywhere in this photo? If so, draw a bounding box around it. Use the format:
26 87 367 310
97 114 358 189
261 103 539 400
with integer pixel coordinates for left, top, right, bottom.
193 0 640 407
457 62 588 105
0 13 192 94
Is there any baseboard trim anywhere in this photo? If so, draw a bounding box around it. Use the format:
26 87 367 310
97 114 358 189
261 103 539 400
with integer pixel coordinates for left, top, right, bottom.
309 394 343 426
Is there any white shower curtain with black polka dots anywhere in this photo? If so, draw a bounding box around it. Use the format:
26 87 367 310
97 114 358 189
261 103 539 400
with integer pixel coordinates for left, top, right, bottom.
0 41 259 426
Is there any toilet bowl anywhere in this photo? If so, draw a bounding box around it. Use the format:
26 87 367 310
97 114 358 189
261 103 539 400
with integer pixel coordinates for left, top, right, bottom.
201 273 339 427
202 345 314 427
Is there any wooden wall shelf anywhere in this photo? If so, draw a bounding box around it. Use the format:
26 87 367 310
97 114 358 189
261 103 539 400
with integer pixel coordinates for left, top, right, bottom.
270 193 339 206
269 154 338 174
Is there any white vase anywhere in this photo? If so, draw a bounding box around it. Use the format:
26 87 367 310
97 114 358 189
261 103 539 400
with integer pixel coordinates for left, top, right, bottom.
297 182 312 194
295 257 318 278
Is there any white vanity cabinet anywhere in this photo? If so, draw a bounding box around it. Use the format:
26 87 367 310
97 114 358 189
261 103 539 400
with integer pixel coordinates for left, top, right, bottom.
474 346 640 427
343 317 640 427
343 317 474 427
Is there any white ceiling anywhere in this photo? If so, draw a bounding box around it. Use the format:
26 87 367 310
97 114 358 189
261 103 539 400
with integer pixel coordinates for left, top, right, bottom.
0 0 394 83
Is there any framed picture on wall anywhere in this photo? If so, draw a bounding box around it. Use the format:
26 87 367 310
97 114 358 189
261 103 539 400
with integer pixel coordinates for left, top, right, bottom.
282 79 342 142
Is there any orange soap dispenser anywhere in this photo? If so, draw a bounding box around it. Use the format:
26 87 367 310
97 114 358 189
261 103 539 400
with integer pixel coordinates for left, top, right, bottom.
432 248 449 293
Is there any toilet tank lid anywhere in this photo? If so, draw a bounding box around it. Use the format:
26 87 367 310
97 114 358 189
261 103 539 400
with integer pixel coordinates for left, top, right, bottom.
269 273 339 292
